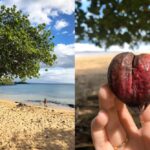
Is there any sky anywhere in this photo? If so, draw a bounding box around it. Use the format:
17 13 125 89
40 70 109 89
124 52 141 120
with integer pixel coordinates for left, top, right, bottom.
75 43 150 55
1 0 150 83
0 0 75 84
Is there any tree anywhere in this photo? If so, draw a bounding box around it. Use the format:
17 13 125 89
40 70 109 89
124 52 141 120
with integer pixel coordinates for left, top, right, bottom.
76 0 150 48
0 76 14 85
0 5 56 80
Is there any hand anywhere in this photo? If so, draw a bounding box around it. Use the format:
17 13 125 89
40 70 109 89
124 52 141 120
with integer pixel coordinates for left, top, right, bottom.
91 84 150 150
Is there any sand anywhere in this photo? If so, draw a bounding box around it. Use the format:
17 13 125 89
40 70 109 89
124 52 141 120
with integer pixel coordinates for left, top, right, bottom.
75 54 115 148
75 54 116 101
0 100 75 150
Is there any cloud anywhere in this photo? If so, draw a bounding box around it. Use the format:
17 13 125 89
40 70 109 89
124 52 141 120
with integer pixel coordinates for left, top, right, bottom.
53 44 74 68
75 43 150 55
37 43 75 83
73 30 75 35
62 31 68 34
54 20 69 30
0 0 74 24
27 68 74 84
107 43 150 53
74 43 104 54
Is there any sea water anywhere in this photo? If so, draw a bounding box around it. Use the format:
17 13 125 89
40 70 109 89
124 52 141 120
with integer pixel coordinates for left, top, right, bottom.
0 83 75 105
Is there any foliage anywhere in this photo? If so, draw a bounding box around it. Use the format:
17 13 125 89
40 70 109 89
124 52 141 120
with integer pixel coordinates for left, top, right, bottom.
0 77 14 85
0 5 56 79
76 0 150 48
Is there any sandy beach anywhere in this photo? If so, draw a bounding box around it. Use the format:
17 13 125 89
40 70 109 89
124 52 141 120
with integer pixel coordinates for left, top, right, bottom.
0 100 75 150
76 53 116 101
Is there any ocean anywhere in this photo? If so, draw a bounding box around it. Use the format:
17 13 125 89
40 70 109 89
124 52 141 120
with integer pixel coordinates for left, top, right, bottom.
0 83 75 105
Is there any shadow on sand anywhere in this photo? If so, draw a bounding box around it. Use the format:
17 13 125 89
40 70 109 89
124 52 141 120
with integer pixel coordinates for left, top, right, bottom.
1 128 74 150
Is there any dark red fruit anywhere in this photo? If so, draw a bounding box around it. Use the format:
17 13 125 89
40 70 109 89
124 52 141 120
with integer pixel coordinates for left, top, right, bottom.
108 52 150 108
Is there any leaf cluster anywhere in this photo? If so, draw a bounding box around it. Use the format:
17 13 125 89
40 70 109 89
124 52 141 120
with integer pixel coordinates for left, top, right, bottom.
0 5 56 79
76 0 150 48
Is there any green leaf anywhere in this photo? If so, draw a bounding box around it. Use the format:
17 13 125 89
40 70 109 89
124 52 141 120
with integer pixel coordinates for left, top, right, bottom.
0 5 56 80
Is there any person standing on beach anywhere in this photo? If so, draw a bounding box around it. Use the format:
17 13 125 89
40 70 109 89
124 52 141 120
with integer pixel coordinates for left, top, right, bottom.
43 98 47 107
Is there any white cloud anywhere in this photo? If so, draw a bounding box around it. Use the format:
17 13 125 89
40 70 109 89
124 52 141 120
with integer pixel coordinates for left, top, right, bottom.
75 43 150 55
31 43 75 83
0 0 74 24
54 44 74 68
75 43 104 54
50 10 59 17
27 4 51 24
28 68 74 84
107 43 150 53
73 30 75 35
62 31 68 34
54 20 69 30
55 44 74 55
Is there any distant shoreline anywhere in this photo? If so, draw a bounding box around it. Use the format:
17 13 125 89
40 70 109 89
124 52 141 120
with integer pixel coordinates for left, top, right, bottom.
0 99 75 109
26 99 75 108
0 82 75 86
26 82 75 85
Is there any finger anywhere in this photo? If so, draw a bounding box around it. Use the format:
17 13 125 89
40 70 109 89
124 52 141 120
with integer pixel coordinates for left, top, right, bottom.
140 105 150 148
115 99 138 135
99 84 127 147
140 104 150 125
91 110 112 149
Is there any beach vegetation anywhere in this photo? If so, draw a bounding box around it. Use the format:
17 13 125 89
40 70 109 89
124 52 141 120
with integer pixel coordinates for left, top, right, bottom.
0 5 56 80
76 0 150 49
0 77 14 85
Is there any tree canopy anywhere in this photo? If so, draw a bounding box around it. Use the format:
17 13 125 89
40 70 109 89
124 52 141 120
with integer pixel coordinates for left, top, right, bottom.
0 5 56 80
76 0 150 48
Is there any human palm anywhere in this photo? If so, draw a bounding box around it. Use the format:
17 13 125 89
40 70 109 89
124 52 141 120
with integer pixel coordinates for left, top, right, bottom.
91 84 150 150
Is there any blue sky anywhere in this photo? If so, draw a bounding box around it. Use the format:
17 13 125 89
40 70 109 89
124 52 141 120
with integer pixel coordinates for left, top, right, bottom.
50 14 75 45
0 0 75 84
